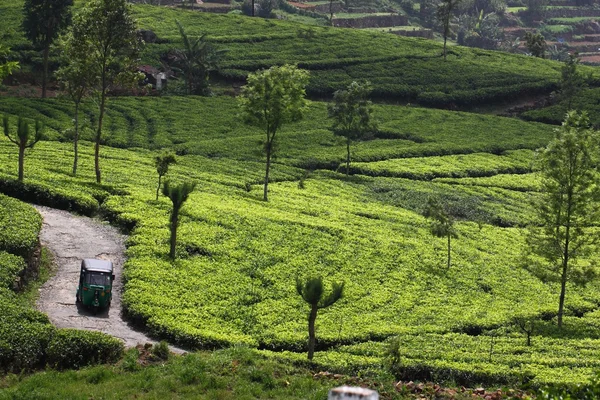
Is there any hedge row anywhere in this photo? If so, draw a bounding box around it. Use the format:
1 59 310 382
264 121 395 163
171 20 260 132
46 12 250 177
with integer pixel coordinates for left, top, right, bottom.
0 175 99 216
0 193 42 258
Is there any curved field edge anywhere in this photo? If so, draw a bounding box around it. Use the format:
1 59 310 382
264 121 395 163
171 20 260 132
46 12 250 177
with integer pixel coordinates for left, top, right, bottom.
1 97 600 386
0 196 123 373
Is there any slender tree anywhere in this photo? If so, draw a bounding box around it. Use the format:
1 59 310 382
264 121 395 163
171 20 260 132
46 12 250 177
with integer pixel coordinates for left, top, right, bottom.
155 152 177 201
437 0 460 60
162 181 196 260
296 277 344 361
525 0 545 24
22 0 73 98
527 111 600 328
0 45 19 81
3 116 43 181
423 196 458 269
239 65 309 201
328 81 376 177
68 0 141 183
56 32 94 176
171 21 226 96
559 52 586 110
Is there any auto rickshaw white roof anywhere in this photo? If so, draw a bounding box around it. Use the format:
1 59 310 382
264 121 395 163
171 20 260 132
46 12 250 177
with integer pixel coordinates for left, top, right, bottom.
82 258 113 273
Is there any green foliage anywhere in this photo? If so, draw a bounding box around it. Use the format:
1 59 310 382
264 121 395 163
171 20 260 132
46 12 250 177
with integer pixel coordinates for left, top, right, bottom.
0 348 345 399
423 196 458 268
0 252 25 290
56 29 95 175
527 111 600 328
0 196 121 373
525 31 547 58
2 94 600 384
68 0 142 183
21 0 73 50
2 115 43 181
437 0 461 60
523 88 600 128
0 44 19 81
46 329 124 369
239 64 309 201
21 0 73 97
328 81 376 176
162 180 196 259
296 276 344 360
171 20 226 95
151 341 170 361
559 52 586 109
155 151 176 201
296 277 344 310
538 371 600 399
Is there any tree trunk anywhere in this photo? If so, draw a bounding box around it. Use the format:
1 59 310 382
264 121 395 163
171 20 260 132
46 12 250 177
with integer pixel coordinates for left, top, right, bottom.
443 34 447 60
307 305 318 361
557 225 570 328
447 232 451 269
346 137 351 177
264 140 272 202
156 174 162 201
73 100 80 175
18 145 25 182
169 208 179 260
252 0 255 16
330 0 334 25
42 45 49 99
95 90 107 184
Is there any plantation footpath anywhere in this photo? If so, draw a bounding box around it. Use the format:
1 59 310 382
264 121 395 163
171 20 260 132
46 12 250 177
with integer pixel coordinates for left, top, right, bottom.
35 206 179 350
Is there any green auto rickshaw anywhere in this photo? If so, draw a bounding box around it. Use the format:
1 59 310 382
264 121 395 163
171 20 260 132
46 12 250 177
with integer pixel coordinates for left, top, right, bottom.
76 259 115 312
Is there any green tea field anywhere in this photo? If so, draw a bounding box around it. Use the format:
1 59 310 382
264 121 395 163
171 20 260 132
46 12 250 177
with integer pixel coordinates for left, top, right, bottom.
3 0 599 106
1 95 599 387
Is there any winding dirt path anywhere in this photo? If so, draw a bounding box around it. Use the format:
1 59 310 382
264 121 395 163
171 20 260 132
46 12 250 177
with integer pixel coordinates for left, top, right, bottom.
35 205 182 352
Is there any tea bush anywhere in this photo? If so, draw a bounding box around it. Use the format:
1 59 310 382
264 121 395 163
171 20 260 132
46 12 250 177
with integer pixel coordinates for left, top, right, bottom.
46 329 124 370
0 193 42 258
1 95 600 384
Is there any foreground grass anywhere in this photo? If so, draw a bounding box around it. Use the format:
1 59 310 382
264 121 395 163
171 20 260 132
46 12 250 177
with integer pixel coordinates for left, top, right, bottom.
0 347 361 400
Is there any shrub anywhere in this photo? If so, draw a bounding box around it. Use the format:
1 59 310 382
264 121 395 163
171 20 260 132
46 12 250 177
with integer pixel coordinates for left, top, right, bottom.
151 341 170 361
46 329 124 370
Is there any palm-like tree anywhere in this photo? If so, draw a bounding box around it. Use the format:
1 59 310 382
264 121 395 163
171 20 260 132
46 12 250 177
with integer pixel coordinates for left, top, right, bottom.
171 20 226 95
3 116 43 181
296 277 344 360
162 180 196 260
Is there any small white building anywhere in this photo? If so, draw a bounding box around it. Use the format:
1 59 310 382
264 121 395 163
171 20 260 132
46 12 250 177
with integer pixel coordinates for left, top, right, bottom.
328 386 379 400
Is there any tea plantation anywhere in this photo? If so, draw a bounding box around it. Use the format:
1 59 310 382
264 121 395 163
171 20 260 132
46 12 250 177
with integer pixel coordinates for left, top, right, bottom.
1 95 600 388
3 0 600 106
4 0 600 394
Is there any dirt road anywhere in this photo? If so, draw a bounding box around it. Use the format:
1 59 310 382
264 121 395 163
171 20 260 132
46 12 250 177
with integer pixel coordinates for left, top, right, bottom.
35 205 181 351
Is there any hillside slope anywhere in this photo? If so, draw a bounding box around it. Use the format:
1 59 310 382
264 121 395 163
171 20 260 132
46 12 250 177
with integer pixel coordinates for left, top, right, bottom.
2 0 598 106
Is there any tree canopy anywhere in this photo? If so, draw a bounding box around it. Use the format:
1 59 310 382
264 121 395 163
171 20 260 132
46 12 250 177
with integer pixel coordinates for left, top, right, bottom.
239 64 309 201
22 0 73 98
527 111 600 328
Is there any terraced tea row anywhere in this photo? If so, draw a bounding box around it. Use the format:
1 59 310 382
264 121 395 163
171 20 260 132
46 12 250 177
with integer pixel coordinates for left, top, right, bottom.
3 0 597 105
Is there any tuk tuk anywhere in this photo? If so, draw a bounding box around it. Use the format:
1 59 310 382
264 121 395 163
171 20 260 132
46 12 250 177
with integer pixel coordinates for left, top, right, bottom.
76 259 115 312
